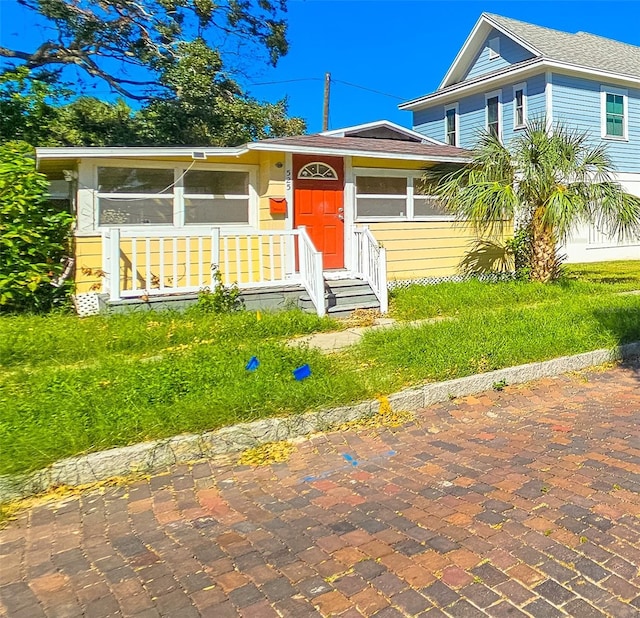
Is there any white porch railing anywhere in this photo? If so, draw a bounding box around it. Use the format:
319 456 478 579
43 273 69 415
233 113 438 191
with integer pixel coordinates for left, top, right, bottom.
102 227 221 301
354 226 388 314
101 227 326 315
296 226 326 317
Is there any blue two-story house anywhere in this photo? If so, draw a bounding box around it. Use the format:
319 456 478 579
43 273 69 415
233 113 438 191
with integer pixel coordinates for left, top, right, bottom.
399 13 640 262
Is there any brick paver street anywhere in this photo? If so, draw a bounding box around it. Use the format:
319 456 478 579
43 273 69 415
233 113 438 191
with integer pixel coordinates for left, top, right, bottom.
1 361 639 617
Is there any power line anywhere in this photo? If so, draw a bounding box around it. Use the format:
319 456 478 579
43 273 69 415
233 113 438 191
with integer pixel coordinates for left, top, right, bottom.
249 76 406 101
249 77 323 86
332 79 406 101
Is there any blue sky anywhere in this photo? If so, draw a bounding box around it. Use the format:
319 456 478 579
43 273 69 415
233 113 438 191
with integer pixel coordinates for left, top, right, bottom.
2 1 639 134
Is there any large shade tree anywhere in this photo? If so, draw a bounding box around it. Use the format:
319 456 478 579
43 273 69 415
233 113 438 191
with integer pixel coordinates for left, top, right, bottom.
0 0 288 100
433 120 640 282
0 1 305 146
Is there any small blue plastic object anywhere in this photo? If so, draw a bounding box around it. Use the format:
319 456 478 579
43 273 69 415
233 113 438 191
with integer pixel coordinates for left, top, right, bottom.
342 453 358 467
293 364 311 380
245 356 260 371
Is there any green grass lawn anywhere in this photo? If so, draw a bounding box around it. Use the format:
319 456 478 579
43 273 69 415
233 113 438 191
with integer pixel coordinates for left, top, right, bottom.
1 260 639 476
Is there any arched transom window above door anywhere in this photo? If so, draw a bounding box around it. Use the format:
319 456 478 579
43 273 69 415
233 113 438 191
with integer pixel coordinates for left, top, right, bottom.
297 162 338 180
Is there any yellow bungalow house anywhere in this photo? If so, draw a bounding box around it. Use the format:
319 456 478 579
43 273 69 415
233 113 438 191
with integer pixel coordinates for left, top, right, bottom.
36 121 474 316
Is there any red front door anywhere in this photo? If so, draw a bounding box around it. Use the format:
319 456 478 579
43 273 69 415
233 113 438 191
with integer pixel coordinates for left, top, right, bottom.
293 155 345 270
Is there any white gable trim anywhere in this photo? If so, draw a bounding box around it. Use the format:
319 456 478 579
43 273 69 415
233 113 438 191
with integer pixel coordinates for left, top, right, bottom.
320 120 444 145
400 59 640 112
439 13 542 89
545 71 554 131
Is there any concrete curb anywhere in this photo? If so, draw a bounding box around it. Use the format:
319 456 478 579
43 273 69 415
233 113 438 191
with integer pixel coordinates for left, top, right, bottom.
2 342 639 502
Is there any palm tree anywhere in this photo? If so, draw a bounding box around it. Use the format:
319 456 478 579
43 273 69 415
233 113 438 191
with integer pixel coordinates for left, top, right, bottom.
432 119 640 282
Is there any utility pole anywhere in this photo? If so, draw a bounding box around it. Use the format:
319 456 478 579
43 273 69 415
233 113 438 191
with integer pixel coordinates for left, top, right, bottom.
322 72 331 131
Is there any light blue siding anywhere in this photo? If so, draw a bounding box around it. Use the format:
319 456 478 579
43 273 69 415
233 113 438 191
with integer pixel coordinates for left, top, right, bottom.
412 107 445 144
413 74 548 150
463 29 535 82
552 73 640 173
458 94 486 147
502 74 546 146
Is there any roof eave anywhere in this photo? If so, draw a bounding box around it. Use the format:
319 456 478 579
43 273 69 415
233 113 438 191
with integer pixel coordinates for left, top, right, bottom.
400 59 545 111
35 146 249 162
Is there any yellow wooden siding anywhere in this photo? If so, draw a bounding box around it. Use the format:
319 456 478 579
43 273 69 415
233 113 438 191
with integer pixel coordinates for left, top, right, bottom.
74 236 104 293
257 152 287 231
352 157 433 171
368 221 510 280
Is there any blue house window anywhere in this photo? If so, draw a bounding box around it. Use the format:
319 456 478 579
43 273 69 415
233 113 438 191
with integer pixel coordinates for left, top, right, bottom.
601 87 627 140
513 83 527 129
486 93 501 139
606 94 624 137
444 105 458 146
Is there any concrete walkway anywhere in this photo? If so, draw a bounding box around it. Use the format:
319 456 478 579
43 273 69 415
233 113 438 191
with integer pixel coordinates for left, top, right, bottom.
1 361 639 617
290 317 449 353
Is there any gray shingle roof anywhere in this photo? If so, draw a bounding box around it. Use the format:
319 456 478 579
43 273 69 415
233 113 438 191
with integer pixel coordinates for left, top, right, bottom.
255 135 470 160
485 13 640 80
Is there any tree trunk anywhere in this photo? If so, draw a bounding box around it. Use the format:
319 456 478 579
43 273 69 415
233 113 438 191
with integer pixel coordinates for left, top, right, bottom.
530 209 558 283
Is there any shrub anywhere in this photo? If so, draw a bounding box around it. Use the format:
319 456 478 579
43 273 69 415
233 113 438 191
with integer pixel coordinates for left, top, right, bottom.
192 267 243 314
0 141 74 312
505 226 533 281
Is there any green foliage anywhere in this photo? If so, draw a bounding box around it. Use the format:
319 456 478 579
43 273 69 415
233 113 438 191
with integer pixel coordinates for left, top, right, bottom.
0 141 74 312
193 268 243 314
0 0 289 101
430 119 640 282
505 227 533 280
1 262 638 475
0 68 69 146
0 68 305 148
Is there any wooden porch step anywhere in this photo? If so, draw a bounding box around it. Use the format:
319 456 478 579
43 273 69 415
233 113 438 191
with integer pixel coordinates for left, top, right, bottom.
298 279 380 316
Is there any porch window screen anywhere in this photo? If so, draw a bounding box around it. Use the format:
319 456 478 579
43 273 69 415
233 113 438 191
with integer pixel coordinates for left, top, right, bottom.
183 170 250 224
356 176 407 218
413 179 449 218
97 167 174 225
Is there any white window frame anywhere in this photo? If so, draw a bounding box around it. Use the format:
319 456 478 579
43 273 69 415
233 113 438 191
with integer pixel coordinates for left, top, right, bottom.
513 82 527 130
488 37 500 60
444 103 459 147
485 90 502 141
600 85 628 141
297 161 338 180
353 167 453 223
91 159 258 232
182 169 252 227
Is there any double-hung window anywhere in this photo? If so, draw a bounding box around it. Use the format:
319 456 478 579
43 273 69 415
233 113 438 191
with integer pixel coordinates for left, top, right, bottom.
485 91 501 140
601 87 627 140
513 83 527 129
98 167 174 226
183 170 249 224
355 176 407 218
444 104 458 146
413 178 449 218
355 171 450 221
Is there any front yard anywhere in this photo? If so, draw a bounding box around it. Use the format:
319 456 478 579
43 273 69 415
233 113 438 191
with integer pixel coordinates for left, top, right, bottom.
1 261 639 477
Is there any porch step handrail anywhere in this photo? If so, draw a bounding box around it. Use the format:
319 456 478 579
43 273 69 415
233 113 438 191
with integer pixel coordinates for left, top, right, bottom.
296 226 326 317
354 226 388 314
